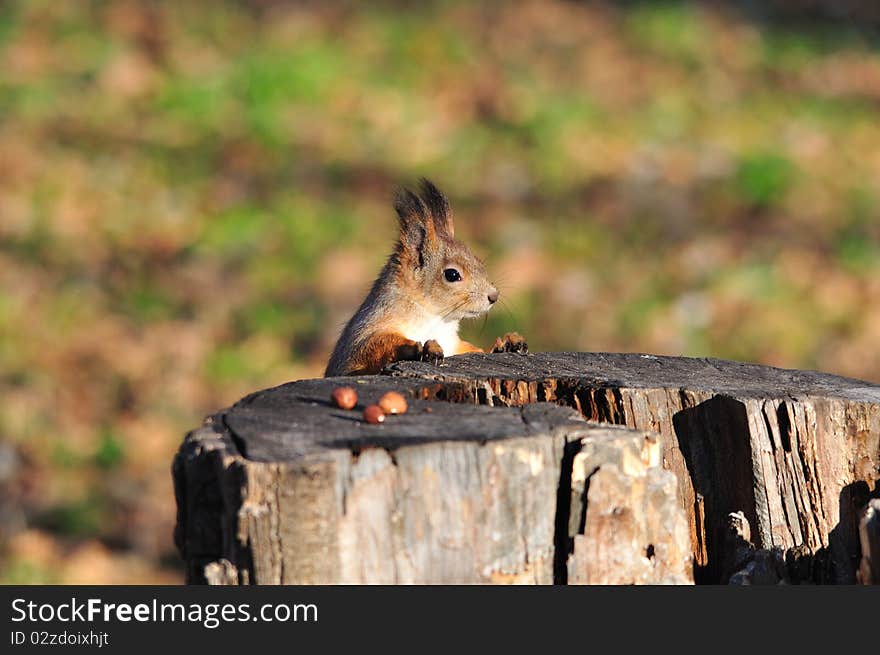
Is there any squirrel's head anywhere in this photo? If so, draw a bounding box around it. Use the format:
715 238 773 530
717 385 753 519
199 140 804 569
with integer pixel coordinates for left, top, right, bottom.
393 179 499 321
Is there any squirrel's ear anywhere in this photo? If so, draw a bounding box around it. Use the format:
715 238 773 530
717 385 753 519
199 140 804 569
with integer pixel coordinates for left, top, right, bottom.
394 187 437 268
419 178 454 239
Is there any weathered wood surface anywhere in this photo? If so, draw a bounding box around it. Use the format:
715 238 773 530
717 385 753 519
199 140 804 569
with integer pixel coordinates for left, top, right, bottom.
174 352 880 584
174 374 690 584
387 352 880 583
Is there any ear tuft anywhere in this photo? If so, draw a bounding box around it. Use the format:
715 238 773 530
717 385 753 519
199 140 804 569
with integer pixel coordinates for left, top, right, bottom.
418 178 454 238
394 187 433 268
394 187 428 227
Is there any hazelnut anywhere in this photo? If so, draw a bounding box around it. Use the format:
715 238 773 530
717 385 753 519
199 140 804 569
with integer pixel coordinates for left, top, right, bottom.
378 391 408 415
363 405 386 424
331 386 358 410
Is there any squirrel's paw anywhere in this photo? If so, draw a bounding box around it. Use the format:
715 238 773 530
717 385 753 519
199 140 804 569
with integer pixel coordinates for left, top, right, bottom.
394 340 422 362
491 332 528 354
420 339 445 365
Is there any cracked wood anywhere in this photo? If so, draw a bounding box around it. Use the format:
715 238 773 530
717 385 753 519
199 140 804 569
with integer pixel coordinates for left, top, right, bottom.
174 352 880 584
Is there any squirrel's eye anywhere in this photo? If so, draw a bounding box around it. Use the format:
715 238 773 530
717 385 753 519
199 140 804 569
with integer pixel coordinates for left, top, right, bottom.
444 268 462 282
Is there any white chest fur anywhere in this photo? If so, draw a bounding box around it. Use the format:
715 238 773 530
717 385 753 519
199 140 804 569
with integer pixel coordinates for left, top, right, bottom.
397 315 461 355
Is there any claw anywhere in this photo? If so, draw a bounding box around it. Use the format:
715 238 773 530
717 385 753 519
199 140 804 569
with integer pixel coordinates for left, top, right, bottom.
491 332 528 354
421 339 445 365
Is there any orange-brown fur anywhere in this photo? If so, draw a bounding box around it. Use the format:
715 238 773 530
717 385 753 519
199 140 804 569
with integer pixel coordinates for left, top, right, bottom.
455 340 483 354
346 332 421 376
325 180 522 377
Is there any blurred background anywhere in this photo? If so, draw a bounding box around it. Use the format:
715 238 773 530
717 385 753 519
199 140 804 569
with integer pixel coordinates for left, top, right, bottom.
2 0 880 583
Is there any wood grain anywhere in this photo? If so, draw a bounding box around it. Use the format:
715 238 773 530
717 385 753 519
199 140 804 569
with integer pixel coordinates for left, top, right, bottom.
174 352 880 584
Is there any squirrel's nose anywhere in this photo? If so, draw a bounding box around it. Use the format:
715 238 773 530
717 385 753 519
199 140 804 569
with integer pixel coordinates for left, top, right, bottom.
488 289 499 304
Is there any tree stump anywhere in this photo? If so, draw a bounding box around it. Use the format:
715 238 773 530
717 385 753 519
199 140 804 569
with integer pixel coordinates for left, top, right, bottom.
173 352 880 584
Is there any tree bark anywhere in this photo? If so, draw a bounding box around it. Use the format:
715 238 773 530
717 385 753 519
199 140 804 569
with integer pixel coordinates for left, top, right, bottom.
173 352 880 584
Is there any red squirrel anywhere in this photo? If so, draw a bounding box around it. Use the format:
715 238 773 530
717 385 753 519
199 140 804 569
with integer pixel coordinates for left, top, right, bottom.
324 179 526 376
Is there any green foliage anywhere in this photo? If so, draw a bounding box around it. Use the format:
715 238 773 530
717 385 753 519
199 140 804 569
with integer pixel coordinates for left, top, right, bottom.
1 560 59 585
626 2 704 64
121 284 179 323
51 442 86 469
761 27 869 72
200 206 270 258
734 152 795 209
93 429 125 470
35 497 108 538
204 344 254 383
